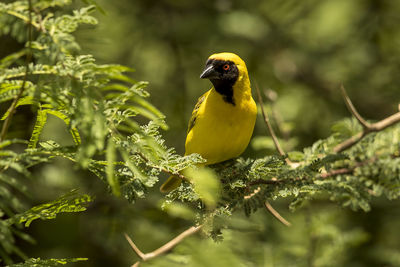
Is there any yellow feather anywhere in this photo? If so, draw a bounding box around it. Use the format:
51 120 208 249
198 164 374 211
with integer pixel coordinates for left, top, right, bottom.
160 52 257 193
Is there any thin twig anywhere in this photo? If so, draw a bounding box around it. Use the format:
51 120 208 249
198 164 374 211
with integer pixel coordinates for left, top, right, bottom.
334 85 400 153
340 85 371 129
248 156 377 186
244 186 292 227
159 166 191 183
255 83 285 156
125 225 203 266
333 111 400 153
0 0 33 143
0 76 28 143
124 234 146 260
265 201 291 227
255 84 290 165
319 168 353 178
319 157 376 179
247 178 282 186
267 89 291 141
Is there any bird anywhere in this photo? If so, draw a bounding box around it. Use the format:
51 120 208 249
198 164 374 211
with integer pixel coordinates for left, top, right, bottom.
160 52 257 192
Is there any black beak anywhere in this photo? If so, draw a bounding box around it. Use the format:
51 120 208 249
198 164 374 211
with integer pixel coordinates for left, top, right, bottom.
200 65 219 79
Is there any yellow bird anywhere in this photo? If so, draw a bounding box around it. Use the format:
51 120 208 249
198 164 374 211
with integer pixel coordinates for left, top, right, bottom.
160 52 257 192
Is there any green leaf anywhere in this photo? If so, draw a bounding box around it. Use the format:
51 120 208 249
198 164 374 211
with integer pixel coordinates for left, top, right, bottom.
28 109 48 149
0 50 26 68
1 96 35 120
7 257 88 267
8 190 92 227
288 151 305 162
331 118 361 139
45 110 81 145
0 81 25 104
120 150 148 184
106 138 120 196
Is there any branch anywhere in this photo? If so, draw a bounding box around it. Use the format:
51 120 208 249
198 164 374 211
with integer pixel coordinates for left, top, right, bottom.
319 157 376 179
319 167 353 178
248 155 377 187
159 165 191 183
247 178 283 186
125 225 203 266
265 201 291 227
0 0 33 143
333 85 400 153
248 165 359 186
333 110 400 153
255 84 291 165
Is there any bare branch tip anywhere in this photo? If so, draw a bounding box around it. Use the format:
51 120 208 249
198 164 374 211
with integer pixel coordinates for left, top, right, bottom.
339 85 370 129
124 233 145 260
254 82 263 106
265 201 292 227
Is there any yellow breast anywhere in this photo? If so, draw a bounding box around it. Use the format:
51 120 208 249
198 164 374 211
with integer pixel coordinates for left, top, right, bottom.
185 82 257 165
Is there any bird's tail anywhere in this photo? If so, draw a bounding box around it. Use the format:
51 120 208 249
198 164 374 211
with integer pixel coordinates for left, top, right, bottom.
160 175 182 193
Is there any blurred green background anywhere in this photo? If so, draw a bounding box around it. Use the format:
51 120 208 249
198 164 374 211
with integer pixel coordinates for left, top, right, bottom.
3 0 400 266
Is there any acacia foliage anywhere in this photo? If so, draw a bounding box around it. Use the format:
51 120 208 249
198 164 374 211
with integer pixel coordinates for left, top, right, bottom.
0 0 399 266
0 0 200 265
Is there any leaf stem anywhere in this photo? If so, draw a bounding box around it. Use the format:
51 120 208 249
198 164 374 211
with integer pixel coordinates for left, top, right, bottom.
0 0 33 143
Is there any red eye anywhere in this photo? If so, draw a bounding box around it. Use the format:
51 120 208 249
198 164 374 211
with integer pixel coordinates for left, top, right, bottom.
223 64 230 71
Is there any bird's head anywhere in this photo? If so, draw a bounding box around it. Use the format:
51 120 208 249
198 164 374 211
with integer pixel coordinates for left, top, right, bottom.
200 52 248 86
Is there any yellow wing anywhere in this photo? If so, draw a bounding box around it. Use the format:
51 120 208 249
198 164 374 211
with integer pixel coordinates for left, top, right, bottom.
160 91 210 193
187 91 209 134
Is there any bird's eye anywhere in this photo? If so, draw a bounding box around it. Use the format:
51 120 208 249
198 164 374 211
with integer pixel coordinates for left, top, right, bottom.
223 64 230 71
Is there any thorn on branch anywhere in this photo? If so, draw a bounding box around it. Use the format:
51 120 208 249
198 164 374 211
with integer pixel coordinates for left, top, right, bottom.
125 225 202 266
340 85 371 129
